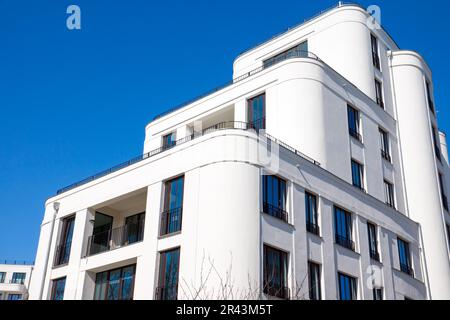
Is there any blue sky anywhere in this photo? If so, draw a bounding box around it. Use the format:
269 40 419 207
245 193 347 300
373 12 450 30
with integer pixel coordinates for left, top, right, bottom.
0 0 449 261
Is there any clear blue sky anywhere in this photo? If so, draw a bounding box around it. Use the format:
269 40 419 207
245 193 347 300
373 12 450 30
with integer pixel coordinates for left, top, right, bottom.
0 0 449 261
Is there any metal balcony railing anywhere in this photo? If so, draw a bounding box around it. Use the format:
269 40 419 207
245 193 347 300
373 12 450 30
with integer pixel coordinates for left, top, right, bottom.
155 285 178 300
86 222 144 257
263 202 289 224
400 263 414 277
335 235 355 252
306 222 320 236
263 285 290 300
56 121 320 195
0 260 34 266
53 243 72 267
160 207 183 236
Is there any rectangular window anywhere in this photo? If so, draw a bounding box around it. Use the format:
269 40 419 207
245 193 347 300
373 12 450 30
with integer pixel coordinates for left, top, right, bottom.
375 79 384 109
351 160 364 191
125 212 146 244
51 277 66 300
262 175 288 223
397 238 414 276
373 288 383 300
347 105 361 142
11 272 26 285
338 273 357 300
247 93 266 131
308 262 321 300
263 245 289 299
334 207 355 251
379 128 391 162
156 248 180 300
447 225 450 248
426 81 434 113
54 216 75 266
7 294 22 301
438 173 449 211
162 132 176 149
263 41 308 68
432 126 442 161
0 272 5 283
94 265 136 300
367 223 380 261
371 34 380 70
384 180 395 209
305 192 319 235
160 176 184 236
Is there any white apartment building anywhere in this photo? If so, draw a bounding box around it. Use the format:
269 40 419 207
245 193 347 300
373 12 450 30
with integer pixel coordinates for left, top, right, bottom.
29 3 450 300
0 262 34 300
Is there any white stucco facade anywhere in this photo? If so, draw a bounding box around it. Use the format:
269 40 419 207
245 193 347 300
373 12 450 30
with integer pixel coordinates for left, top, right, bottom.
29 4 450 300
0 263 33 300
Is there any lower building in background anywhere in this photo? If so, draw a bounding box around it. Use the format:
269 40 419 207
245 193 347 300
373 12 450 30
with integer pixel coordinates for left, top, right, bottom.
0 262 34 300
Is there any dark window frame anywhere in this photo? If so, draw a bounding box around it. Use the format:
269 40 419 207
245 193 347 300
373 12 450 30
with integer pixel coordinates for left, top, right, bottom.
375 79 384 109
308 261 322 300
347 105 362 142
263 245 289 300
351 159 365 191
371 34 381 70
94 264 136 300
50 277 66 300
338 273 357 300
11 272 26 285
379 128 391 162
162 132 177 149
334 206 355 251
156 247 181 300
305 192 320 236
373 287 383 300
397 238 414 277
262 175 289 223
384 180 396 209
160 175 185 236
0 272 5 283
438 173 449 211
367 222 380 262
247 93 266 131
432 126 442 162
426 80 435 114
54 215 76 267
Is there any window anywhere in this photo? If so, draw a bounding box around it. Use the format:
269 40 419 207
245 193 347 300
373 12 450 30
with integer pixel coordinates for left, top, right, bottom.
367 223 380 261
162 132 176 149
334 207 355 251
262 175 288 223
156 248 180 300
51 277 66 300
54 216 75 266
432 126 442 161
426 81 434 114
351 160 364 191
263 245 289 299
379 128 391 162
371 34 380 70
7 294 22 301
397 238 414 276
384 180 395 209
125 212 145 244
247 93 266 131
347 105 361 142
373 288 383 300
338 273 357 300
305 192 319 235
94 265 136 300
0 272 5 283
447 225 450 247
263 41 308 68
438 173 449 211
375 79 384 109
11 272 26 285
308 262 321 300
160 176 184 236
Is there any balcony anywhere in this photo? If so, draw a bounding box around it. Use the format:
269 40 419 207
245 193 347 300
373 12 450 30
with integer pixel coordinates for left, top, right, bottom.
160 207 183 236
263 202 289 224
400 263 414 277
86 222 144 256
335 235 356 252
155 285 178 300
306 222 320 236
263 286 290 300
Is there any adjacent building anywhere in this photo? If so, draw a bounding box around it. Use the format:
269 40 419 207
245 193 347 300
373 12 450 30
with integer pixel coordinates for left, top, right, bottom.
29 3 450 300
0 262 34 300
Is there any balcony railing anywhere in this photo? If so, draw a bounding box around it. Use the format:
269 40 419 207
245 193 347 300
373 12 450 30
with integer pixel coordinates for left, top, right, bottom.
370 249 380 262
381 150 391 162
53 242 71 267
263 285 290 300
0 260 34 266
155 285 178 300
349 128 362 143
400 263 414 277
160 207 183 236
249 117 266 132
335 235 355 252
306 222 320 236
263 202 289 223
56 120 320 195
86 222 144 257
